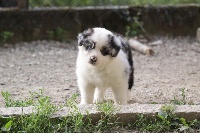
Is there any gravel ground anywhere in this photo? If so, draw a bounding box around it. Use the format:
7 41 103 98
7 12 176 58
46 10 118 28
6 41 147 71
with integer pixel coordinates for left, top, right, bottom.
0 37 200 107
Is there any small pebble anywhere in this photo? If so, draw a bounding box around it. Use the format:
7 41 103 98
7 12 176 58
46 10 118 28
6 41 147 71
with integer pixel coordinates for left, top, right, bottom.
63 88 70 90
0 82 6 85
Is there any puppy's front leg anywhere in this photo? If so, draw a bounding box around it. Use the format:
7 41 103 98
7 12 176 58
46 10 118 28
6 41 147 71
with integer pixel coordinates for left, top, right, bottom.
78 82 95 104
93 88 106 104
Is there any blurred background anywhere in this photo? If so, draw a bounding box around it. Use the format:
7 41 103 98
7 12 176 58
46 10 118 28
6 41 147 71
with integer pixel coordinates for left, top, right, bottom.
24 0 200 7
0 0 200 44
1 0 200 7
0 1 200 132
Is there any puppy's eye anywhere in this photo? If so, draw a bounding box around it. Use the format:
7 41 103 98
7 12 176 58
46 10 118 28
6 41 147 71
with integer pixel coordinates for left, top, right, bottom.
85 42 95 51
89 42 95 49
100 46 110 56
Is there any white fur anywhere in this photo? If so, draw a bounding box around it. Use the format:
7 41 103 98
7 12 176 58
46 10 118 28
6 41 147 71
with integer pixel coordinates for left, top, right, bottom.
76 28 132 105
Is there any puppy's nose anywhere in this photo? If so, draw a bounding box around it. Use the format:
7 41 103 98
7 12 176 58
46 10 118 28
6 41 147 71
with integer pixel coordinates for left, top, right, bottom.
90 56 97 63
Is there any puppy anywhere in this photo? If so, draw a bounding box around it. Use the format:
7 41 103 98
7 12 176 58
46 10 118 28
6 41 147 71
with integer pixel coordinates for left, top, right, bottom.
76 27 134 105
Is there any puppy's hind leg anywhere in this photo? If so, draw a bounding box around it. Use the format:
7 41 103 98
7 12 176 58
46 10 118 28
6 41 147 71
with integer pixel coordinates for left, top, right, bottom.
78 81 95 104
127 89 132 102
112 82 128 105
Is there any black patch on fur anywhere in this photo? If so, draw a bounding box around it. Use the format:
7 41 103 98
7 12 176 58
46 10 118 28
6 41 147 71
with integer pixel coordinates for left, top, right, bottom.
107 34 121 57
100 46 110 56
127 48 134 90
78 28 94 43
78 28 94 46
116 34 134 90
78 28 96 51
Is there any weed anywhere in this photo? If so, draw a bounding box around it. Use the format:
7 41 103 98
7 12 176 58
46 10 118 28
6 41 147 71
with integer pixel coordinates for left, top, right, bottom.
0 117 12 132
1 90 200 132
171 88 192 105
133 114 169 132
132 105 175 132
1 91 34 107
10 90 60 132
95 101 120 132
1 90 61 132
96 101 118 116
46 30 54 40
0 31 14 43
131 104 198 132
47 27 68 42
60 94 93 132
125 16 146 38
158 104 196 132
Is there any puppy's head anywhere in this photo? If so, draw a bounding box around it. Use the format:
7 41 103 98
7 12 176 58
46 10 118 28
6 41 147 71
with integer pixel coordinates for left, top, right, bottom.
77 28 120 66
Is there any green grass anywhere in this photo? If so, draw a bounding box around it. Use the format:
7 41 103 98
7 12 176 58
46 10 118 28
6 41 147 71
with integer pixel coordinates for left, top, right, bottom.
0 90 120 132
1 90 62 132
125 16 146 38
171 88 195 105
0 31 14 44
130 104 199 132
0 89 200 132
95 101 120 132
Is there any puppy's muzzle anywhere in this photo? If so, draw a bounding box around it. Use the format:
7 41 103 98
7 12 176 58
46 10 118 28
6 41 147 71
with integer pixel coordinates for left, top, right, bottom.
89 56 97 65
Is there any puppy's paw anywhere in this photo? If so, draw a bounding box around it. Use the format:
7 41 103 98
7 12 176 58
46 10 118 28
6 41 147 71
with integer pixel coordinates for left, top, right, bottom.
80 102 87 105
93 97 105 104
80 99 93 105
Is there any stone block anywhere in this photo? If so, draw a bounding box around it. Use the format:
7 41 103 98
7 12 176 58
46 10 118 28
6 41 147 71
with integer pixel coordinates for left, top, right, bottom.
1 104 200 123
197 28 200 43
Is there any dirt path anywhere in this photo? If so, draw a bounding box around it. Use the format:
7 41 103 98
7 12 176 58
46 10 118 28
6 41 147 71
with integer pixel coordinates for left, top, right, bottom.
0 38 200 107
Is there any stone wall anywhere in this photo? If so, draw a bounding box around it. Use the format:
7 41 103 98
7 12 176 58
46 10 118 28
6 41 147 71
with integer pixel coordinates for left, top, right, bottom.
0 5 199 43
132 5 200 36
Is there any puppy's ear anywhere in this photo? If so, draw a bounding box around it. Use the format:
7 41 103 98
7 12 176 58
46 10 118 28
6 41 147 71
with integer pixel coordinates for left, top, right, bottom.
108 35 121 57
77 28 94 46
77 33 83 46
